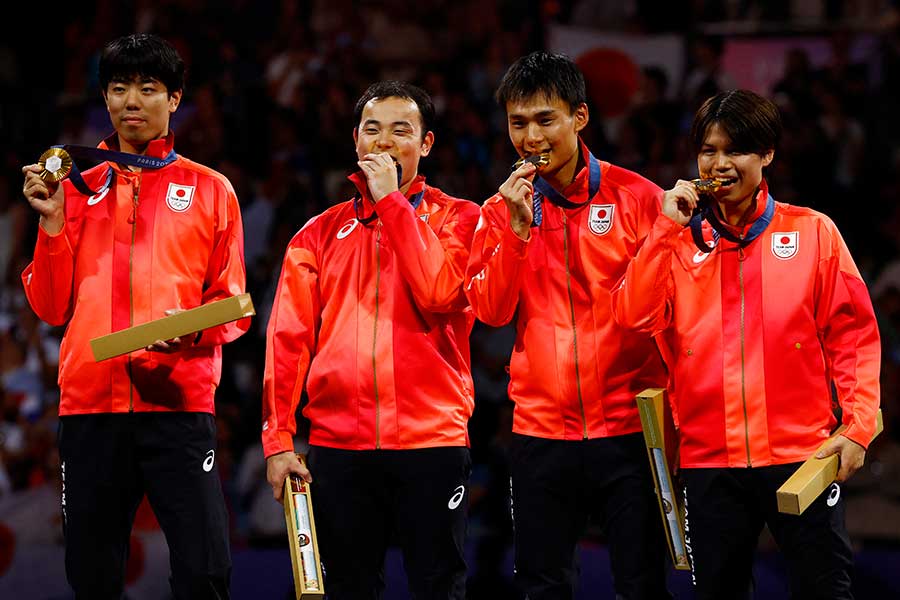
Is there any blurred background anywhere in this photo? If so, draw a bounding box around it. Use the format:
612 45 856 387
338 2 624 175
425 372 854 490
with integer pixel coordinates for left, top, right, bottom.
1 0 899 598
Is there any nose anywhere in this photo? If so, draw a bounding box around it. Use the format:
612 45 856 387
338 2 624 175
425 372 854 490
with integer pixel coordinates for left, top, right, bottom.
524 122 544 147
712 152 732 172
124 87 141 110
373 131 393 151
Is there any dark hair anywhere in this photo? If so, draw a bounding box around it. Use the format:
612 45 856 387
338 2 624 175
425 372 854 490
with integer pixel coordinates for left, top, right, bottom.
495 52 587 113
690 90 782 156
99 34 185 95
353 81 435 139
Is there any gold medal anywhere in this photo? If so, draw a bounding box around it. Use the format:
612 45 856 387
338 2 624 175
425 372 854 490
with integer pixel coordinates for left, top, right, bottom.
691 177 723 192
513 152 551 171
38 148 73 183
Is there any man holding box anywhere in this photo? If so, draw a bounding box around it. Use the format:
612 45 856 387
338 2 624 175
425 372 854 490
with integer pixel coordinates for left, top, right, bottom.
263 81 480 599
21 34 248 599
613 89 880 599
464 52 671 599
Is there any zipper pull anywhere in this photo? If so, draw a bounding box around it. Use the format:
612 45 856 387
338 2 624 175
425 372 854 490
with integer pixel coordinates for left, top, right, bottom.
128 181 140 224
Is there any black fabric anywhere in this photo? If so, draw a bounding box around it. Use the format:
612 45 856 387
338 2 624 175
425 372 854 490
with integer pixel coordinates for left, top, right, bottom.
681 464 854 600
58 412 231 600
307 445 471 600
508 432 671 600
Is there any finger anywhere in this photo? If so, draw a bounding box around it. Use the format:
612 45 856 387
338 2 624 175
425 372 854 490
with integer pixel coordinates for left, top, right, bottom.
512 162 537 180
815 441 840 459
836 459 853 483
22 164 42 175
149 340 171 352
272 479 285 503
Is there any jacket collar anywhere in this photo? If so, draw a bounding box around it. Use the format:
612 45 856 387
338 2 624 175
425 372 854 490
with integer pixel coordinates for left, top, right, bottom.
99 131 176 164
710 178 770 238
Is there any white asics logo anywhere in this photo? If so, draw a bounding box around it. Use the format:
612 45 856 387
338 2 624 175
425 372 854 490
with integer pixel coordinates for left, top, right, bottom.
448 485 465 510
336 219 359 240
203 450 215 472
87 186 111 206
826 483 841 507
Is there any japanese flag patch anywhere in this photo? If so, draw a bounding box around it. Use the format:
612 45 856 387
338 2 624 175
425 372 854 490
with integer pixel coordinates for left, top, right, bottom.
166 183 195 212
588 204 614 236
771 231 798 260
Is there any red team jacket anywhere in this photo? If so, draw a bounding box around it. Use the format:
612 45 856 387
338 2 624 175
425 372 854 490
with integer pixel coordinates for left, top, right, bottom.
22 133 250 415
613 182 881 468
262 174 480 457
465 143 667 440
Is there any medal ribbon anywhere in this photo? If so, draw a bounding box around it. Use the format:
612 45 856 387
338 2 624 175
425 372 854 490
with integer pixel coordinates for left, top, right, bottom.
52 144 177 196
690 192 775 253
531 150 601 227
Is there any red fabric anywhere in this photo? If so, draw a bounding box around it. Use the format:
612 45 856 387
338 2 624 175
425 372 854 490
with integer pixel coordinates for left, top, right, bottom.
22 133 249 415
613 196 881 467
465 144 667 440
262 177 480 456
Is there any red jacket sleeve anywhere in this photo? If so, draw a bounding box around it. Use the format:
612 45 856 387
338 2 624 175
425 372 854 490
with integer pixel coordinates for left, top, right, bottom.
262 222 321 458
22 223 75 327
612 213 683 334
376 191 480 313
814 218 881 448
464 199 529 327
194 181 250 346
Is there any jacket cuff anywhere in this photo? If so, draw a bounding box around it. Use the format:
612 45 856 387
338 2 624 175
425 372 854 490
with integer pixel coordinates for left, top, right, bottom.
375 190 411 218
263 430 297 458
841 422 874 450
653 212 686 239
502 220 530 257
38 222 71 254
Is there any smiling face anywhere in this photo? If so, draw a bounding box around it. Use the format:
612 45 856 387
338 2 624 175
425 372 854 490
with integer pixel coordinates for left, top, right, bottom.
697 123 773 213
353 96 434 191
506 94 588 188
103 76 181 154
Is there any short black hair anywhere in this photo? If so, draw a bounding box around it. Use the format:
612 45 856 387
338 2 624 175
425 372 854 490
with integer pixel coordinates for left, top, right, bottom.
353 81 434 139
495 52 587 113
99 34 185 95
690 89 782 155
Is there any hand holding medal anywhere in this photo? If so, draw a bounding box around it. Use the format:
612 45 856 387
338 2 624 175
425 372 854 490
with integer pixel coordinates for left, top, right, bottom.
22 152 68 235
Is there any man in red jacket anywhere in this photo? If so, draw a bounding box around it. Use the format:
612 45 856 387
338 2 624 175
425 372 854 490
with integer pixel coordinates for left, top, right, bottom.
21 34 248 599
465 52 671 599
263 81 480 599
613 89 880 599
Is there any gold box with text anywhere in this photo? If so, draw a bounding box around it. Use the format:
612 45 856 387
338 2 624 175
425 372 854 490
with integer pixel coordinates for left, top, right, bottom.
90 293 255 362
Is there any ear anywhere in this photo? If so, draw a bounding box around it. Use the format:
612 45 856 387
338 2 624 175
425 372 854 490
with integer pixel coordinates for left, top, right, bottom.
420 130 435 158
761 149 774 168
573 102 589 134
102 89 110 111
168 90 182 114
352 126 358 145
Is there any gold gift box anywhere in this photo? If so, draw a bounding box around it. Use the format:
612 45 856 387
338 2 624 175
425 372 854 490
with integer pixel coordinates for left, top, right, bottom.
284 468 325 599
777 409 883 515
89 293 255 362
636 388 691 571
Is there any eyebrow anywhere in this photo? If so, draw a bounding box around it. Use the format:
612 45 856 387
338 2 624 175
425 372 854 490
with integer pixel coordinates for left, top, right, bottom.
362 119 415 129
508 109 557 120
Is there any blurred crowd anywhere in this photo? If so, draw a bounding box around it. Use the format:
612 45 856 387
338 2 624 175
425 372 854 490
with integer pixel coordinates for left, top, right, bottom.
1 0 900 593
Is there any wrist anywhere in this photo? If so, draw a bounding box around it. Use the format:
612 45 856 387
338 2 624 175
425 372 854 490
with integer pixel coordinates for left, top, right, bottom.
39 213 64 235
511 219 531 241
